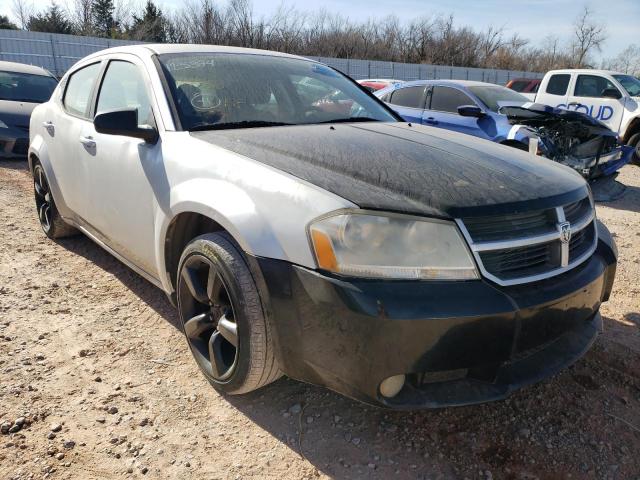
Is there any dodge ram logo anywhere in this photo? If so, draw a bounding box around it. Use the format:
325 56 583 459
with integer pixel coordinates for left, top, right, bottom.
559 221 572 244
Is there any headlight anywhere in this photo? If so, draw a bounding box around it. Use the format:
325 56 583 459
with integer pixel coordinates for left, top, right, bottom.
308 212 479 280
0 120 8 128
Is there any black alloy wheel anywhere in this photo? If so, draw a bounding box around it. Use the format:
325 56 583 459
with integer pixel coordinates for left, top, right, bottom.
33 164 53 233
176 233 281 394
178 254 239 381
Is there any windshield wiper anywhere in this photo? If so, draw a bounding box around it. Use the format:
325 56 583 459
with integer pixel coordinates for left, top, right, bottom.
189 120 292 131
316 117 381 124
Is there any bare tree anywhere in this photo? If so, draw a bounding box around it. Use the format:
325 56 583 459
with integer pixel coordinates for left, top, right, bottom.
11 0 34 29
66 0 94 35
604 44 640 76
571 6 607 68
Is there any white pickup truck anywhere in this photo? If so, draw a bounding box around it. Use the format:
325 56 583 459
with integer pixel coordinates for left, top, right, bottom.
528 69 640 161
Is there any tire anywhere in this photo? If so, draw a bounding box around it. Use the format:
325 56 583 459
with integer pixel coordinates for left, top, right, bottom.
32 161 78 239
176 232 281 394
628 132 640 166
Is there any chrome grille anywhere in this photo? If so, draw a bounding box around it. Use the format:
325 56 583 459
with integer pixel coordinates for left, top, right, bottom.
457 195 597 286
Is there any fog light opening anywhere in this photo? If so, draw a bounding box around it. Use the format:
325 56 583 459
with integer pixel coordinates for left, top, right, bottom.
379 374 406 398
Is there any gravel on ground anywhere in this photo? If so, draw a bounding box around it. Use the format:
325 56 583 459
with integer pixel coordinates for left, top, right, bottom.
1 161 639 479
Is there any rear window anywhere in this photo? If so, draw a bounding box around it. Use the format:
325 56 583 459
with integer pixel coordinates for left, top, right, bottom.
430 86 474 113
508 80 529 92
389 86 425 109
545 74 570 96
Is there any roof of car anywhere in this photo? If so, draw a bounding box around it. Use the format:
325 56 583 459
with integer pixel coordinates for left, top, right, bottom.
401 79 507 88
546 69 626 76
81 43 311 62
0 60 54 77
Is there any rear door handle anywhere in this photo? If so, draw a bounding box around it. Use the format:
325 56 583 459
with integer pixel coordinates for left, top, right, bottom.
42 121 55 135
79 136 96 148
424 117 439 125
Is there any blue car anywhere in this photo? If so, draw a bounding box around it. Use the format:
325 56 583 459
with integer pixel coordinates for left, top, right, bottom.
375 80 632 179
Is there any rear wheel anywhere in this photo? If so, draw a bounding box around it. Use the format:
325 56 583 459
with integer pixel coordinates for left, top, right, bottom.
628 132 640 166
177 233 281 394
32 162 77 239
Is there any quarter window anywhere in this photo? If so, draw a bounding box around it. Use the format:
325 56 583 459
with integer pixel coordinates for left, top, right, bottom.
545 74 570 96
96 61 153 126
389 86 426 109
430 86 473 113
574 75 620 98
63 63 101 118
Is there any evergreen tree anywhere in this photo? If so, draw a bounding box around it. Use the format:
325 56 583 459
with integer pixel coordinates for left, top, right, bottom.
0 15 18 30
131 0 165 42
92 0 115 38
27 3 73 34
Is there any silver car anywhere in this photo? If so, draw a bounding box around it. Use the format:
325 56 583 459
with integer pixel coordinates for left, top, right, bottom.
29 45 617 409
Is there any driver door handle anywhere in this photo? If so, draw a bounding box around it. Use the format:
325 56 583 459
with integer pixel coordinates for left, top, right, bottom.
424 117 439 125
42 121 55 135
79 135 96 148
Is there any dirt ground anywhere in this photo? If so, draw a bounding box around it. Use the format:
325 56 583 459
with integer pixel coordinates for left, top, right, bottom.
0 160 638 480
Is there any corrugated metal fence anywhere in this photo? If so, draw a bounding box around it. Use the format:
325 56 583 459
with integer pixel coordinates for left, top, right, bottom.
0 29 542 84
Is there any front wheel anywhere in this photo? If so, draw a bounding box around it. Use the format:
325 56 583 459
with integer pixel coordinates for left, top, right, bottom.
176 233 281 394
32 162 77 239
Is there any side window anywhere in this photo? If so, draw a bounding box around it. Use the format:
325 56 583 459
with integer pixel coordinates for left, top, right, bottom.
574 75 619 98
545 74 570 96
96 60 152 127
430 86 474 114
63 63 102 118
388 86 426 109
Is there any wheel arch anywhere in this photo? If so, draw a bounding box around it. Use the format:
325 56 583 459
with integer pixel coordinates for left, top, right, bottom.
162 211 227 297
623 116 640 144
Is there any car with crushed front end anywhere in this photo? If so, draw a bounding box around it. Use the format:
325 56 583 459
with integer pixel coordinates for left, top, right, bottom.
0 60 57 159
28 44 617 409
375 79 633 180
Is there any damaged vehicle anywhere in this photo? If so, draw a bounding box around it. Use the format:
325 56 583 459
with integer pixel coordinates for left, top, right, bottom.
500 103 633 178
376 80 632 179
29 45 617 409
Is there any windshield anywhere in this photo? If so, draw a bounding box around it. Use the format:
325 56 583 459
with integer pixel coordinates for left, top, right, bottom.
0 71 57 103
157 53 397 130
613 74 640 97
468 85 528 112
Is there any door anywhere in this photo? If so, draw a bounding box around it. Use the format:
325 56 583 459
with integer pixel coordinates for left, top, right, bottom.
385 85 427 123
45 61 102 222
426 86 490 139
80 57 162 278
566 74 625 131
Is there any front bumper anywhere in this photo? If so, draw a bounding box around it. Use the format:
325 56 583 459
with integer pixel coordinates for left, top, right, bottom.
250 222 617 409
592 145 633 178
0 132 29 159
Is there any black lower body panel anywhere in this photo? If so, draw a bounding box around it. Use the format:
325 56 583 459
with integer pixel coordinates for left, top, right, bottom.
249 233 616 409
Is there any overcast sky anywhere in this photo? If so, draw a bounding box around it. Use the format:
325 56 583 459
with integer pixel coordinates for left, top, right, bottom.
0 0 636 61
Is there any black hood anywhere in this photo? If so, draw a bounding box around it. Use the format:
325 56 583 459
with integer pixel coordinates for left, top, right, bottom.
0 100 37 129
191 122 588 218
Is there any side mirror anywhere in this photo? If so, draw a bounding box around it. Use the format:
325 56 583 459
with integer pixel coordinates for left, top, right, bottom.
94 108 158 144
601 88 622 99
457 105 485 117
